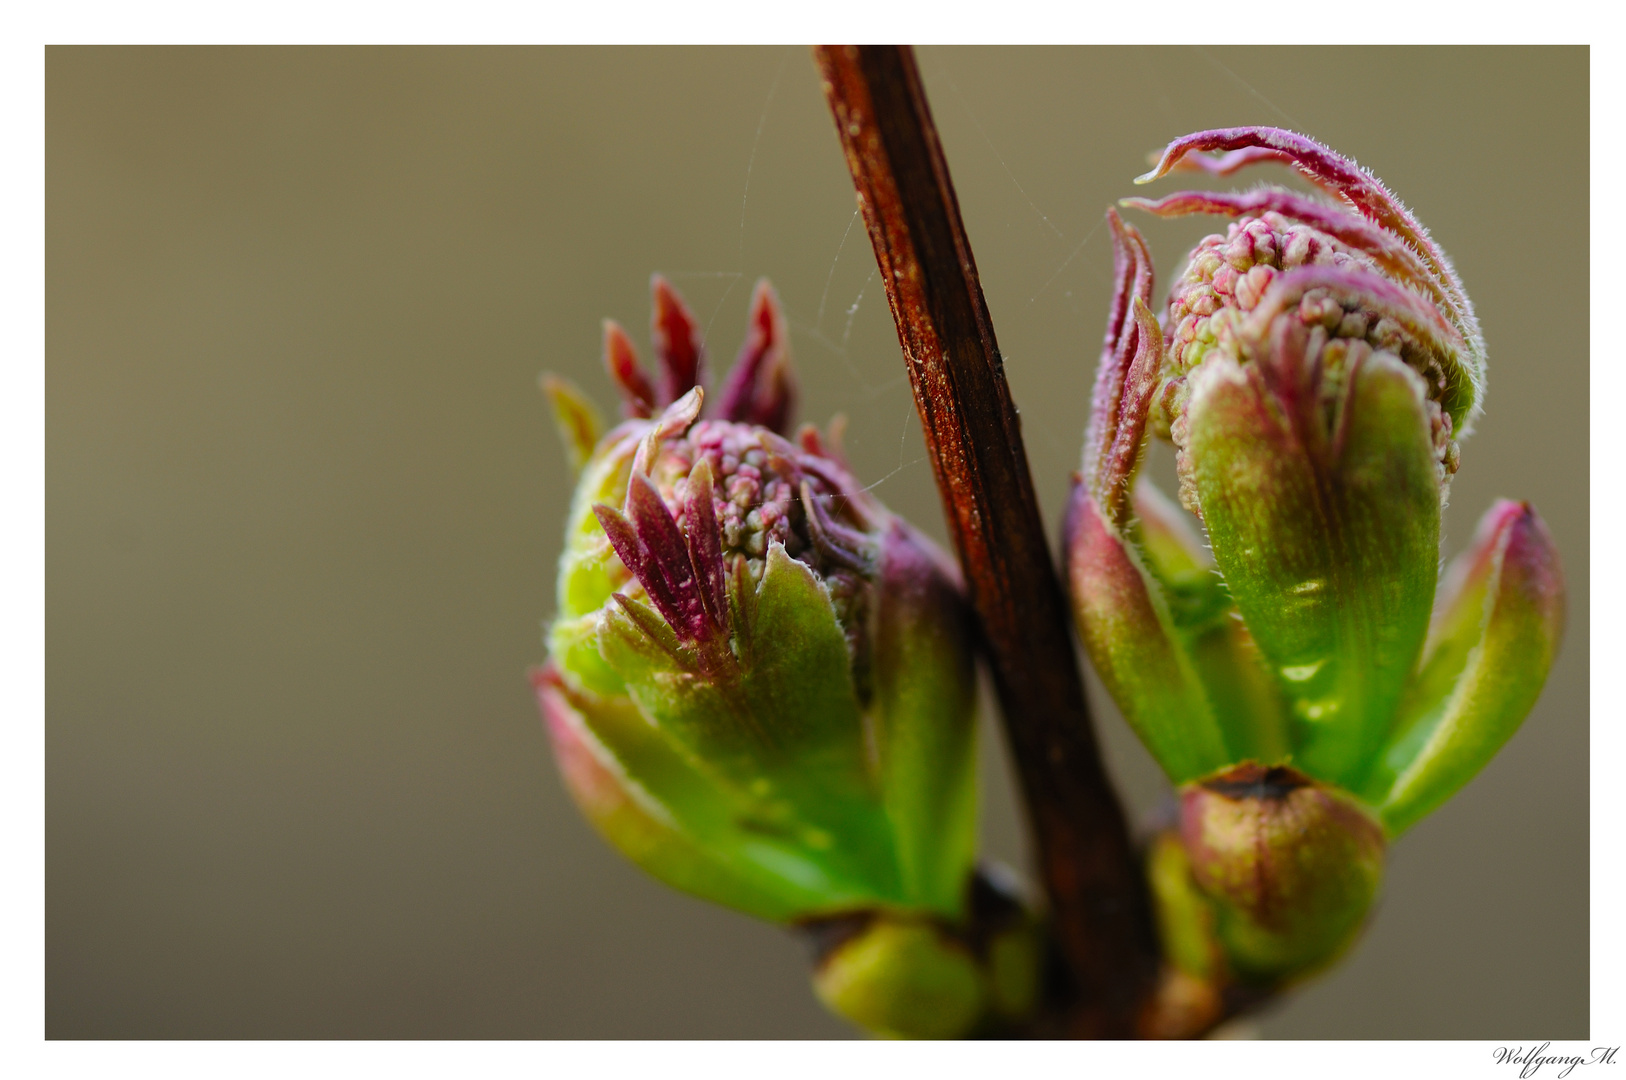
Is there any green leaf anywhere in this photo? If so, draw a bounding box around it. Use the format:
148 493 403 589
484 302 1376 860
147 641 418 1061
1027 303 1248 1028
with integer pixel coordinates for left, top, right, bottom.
869 521 979 916
1375 501 1565 835
539 668 850 921
599 541 902 903
1130 481 1292 765
1065 483 1230 783
1185 352 1438 789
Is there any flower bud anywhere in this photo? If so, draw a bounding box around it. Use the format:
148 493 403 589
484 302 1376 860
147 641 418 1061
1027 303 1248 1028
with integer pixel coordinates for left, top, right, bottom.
1072 129 1564 992
1179 763 1385 983
1069 127 1563 818
540 276 980 931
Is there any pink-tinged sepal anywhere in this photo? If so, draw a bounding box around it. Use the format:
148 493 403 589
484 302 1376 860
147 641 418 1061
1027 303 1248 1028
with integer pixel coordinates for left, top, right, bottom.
1097 297 1165 524
1070 210 1289 777
1149 142 1294 179
1178 763 1385 983
1140 127 1418 237
1083 210 1156 512
592 464 733 674
1372 501 1566 835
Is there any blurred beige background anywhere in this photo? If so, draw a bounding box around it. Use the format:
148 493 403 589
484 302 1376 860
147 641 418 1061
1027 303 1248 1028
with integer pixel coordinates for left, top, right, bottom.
47 46 1588 1038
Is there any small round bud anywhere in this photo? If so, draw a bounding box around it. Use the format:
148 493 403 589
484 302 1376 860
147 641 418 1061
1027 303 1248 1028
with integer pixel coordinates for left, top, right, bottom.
1180 763 1385 983
811 917 986 1040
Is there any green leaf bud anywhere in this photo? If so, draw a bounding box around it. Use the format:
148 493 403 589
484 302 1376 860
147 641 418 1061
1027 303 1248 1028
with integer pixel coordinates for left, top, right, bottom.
811 917 986 1039
1145 830 1222 983
805 870 1041 1038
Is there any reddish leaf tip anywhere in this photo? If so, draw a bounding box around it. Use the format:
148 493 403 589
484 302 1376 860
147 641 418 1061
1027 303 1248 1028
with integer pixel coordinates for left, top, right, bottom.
651 275 705 407
604 319 656 419
718 278 796 433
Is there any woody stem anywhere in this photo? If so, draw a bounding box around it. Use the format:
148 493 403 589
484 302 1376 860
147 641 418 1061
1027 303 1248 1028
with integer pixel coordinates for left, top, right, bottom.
812 45 1160 1036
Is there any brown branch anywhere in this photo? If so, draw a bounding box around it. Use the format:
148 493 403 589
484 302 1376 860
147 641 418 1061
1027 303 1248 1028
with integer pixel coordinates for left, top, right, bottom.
813 45 1160 1036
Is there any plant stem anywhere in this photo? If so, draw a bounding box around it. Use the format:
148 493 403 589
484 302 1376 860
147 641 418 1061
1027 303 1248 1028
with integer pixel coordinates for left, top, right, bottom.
813 45 1159 1036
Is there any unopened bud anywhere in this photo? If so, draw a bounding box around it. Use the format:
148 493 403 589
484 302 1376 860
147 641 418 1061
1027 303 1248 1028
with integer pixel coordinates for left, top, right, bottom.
1070 127 1562 834
540 276 980 930
1180 763 1385 983
811 917 985 1039
806 869 1041 1039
